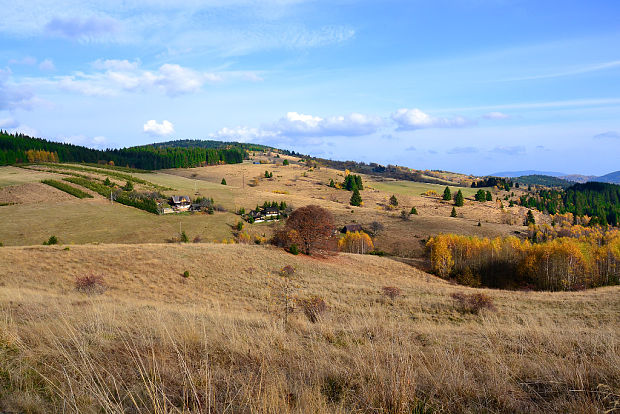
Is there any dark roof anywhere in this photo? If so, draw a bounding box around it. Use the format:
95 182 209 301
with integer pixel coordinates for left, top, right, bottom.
342 223 363 233
264 207 279 214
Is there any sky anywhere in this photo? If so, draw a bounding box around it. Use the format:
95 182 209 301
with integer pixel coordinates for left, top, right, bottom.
1 0 619 176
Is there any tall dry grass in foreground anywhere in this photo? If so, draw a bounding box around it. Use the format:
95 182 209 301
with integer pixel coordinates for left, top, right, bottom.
0 244 618 413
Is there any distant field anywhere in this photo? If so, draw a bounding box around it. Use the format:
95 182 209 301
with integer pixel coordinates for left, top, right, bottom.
369 179 486 198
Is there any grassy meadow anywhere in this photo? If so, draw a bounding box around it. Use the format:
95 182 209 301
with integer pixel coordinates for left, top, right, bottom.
0 243 618 413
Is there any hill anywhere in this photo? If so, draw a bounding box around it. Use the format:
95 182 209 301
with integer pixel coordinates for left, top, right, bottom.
491 170 567 177
0 243 618 413
514 174 573 188
560 174 597 183
593 170 620 184
0 133 247 169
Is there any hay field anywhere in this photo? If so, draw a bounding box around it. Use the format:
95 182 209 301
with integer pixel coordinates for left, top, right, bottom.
0 243 618 413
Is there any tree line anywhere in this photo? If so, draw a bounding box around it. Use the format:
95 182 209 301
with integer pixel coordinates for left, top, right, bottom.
0 132 247 170
519 182 620 226
427 231 620 291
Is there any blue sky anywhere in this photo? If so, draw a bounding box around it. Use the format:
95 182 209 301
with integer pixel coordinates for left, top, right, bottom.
1 0 619 175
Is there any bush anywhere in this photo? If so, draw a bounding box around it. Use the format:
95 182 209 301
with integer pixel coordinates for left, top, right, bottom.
297 295 327 323
43 235 58 245
382 286 402 300
75 274 106 295
180 231 189 243
289 244 299 255
450 207 457 217
450 292 495 314
410 206 418 215
283 159 289 166
236 221 244 231
182 270 190 278
41 179 93 199
221 178 227 185
192 235 202 243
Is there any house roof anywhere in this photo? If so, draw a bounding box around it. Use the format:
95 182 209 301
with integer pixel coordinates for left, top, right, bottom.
264 207 279 214
171 195 191 204
342 223 363 233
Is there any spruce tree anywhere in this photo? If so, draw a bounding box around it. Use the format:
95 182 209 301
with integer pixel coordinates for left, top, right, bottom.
443 186 452 201
221 178 227 185
450 207 457 217
329 178 335 188
486 190 493 201
525 210 536 225
410 206 418 215
454 190 464 206
350 188 362 206
389 194 398 206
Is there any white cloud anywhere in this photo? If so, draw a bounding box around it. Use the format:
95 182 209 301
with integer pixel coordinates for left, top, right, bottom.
0 68 37 110
391 108 472 130
28 61 253 97
61 134 110 149
143 120 174 137
483 111 509 120
38 59 55 71
0 118 19 129
272 111 383 137
92 59 140 71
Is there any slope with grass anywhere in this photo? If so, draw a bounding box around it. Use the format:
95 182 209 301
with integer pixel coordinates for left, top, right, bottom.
0 243 618 413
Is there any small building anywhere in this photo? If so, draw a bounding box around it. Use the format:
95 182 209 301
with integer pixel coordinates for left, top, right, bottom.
170 195 191 211
264 206 280 219
341 223 363 233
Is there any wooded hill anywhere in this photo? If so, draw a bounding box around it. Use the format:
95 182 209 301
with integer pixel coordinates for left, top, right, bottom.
521 182 620 226
0 132 247 170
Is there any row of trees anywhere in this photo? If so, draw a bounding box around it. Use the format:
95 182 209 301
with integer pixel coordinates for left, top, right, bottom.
0 132 246 170
427 232 620 290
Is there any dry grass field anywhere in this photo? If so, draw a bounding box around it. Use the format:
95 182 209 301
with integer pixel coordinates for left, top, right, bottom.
0 243 618 413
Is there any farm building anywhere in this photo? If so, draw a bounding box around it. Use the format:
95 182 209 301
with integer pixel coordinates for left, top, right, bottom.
341 223 363 233
170 195 191 211
247 206 281 223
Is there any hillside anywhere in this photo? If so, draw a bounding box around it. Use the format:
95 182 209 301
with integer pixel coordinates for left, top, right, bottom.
0 243 618 413
492 170 567 177
514 174 573 188
594 170 620 184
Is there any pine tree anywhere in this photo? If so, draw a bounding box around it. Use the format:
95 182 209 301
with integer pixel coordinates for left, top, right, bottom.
389 194 398 206
410 206 418 215
329 179 335 188
221 178 227 185
525 210 536 225
350 188 362 206
443 186 452 201
454 190 464 207
451 207 457 217
486 191 493 201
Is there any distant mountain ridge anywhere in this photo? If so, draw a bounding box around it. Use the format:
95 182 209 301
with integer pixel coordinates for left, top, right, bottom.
490 170 567 177
594 171 620 184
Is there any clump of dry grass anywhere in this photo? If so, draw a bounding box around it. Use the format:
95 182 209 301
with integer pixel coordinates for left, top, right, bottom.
382 286 402 300
450 292 495 314
74 273 106 294
297 295 327 323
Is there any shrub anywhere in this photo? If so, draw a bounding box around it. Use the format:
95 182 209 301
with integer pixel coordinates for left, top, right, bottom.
236 221 244 231
400 210 410 220
410 206 418 215
221 178 227 185
450 292 495 314
389 194 398 206
192 235 202 243
180 231 189 243
289 244 299 255
182 270 190 278
450 207 457 217
41 179 93 198
382 286 402 300
43 235 58 245
75 274 106 295
123 181 134 191
297 295 327 323
283 159 289 166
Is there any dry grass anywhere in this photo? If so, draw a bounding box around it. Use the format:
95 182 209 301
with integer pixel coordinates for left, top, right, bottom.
0 243 618 413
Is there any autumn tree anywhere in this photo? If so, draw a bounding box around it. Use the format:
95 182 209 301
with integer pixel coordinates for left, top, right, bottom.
443 186 452 201
338 231 374 254
454 190 464 206
279 205 336 255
